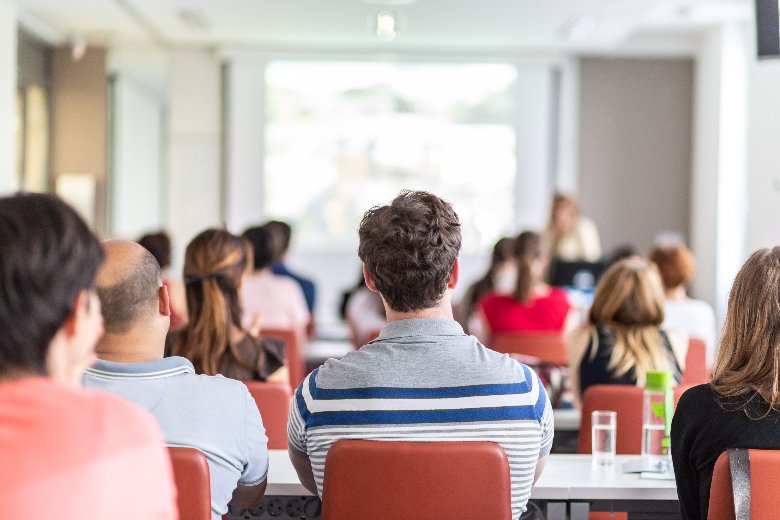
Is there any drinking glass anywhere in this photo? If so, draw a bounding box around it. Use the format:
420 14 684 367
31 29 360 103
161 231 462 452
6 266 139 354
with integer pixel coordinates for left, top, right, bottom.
592 410 617 466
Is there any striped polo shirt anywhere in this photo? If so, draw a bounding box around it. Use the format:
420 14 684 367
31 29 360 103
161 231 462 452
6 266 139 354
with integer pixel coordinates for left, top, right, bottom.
288 318 553 518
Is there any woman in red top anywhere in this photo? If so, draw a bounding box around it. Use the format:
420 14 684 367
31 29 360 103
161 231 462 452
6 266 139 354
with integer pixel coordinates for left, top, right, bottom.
476 231 574 342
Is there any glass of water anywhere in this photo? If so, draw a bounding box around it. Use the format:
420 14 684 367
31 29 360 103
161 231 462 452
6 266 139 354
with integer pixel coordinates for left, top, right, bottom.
592 410 617 466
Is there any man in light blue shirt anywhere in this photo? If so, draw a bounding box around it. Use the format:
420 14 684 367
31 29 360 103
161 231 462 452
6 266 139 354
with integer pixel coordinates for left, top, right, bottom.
83 240 268 520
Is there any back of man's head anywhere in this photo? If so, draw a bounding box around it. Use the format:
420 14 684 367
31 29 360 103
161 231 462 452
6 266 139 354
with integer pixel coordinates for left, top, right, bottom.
97 240 164 335
264 220 292 263
0 193 104 377
358 190 461 312
242 226 274 270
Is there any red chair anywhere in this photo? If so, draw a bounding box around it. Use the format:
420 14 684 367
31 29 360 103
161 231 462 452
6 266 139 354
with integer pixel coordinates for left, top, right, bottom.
168 447 211 520
321 440 512 520
578 384 698 455
244 381 292 449
261 327 306 390
709 449 780 520
489 331 568 366
682 338 708 386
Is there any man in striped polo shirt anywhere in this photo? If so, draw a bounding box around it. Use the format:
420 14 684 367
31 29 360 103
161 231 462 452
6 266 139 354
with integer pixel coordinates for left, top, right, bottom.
288 191 553 518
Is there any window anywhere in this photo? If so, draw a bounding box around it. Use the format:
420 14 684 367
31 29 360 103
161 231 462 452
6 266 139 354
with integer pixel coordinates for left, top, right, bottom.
264 60 518 253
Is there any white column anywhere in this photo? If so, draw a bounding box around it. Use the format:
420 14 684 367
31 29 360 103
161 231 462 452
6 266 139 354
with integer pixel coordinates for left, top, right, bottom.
0 0 17 194
690 23 749 324
224 57 267 232
166 49 222 269
513 63 555 231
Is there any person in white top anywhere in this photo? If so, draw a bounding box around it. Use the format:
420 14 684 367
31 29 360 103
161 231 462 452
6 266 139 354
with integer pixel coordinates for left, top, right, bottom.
542 193 601 262
649 243 717 366
241 225 310 332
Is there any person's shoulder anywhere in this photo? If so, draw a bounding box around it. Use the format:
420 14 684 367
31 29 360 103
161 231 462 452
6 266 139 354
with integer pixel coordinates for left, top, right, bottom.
676 384 719 410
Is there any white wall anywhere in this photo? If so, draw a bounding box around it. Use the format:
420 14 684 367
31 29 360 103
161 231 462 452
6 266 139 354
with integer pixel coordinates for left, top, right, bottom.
166 49 223 270
0 0 17 194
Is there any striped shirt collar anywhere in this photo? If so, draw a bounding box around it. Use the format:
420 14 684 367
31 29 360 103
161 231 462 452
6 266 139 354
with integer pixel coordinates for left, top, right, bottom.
85 356 195 380
377 318 465 340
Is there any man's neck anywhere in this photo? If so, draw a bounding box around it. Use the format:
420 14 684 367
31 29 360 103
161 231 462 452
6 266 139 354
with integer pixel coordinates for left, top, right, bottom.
383 299 454 323
96 331 165 364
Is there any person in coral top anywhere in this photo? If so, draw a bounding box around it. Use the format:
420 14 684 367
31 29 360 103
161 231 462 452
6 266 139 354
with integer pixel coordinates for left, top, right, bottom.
0 193 177 520
476 231 575 343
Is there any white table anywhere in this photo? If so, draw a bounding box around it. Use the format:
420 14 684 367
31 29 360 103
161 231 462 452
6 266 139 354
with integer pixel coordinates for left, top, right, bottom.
266 451 679 519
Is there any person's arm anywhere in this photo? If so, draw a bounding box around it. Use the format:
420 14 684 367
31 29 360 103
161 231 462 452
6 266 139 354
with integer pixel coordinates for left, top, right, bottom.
534 455 548 484
567 327 591 407
287 386 317 494
230 479 267 508
289 449 318 494
230 388 270 509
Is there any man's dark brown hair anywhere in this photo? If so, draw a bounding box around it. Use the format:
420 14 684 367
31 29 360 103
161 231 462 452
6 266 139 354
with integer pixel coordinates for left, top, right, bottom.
358 190 461 312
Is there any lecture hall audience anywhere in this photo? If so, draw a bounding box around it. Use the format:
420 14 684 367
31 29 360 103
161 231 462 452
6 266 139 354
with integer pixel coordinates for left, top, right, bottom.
84 240 270 520
171 229 287 382
0 193 177 519
672 247 780 520
568 256 687 403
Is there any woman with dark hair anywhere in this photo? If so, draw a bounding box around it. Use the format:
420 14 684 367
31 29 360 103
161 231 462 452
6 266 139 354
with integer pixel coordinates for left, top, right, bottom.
672 247 780 520
568 256 687 403
455 236 516 333
476 232 573 343
171 229 286 382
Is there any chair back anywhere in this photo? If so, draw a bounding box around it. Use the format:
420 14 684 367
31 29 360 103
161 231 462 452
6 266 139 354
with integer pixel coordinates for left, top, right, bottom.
490 332 568 366
321 440 512 520
244 381 292 449
168 447 211 520
578 385 644 454
682 337 708 385
261 327 305 390
709 449 780 520
578 384 694 454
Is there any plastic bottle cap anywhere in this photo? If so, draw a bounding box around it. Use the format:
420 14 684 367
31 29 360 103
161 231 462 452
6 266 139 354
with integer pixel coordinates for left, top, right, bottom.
645 371 673 392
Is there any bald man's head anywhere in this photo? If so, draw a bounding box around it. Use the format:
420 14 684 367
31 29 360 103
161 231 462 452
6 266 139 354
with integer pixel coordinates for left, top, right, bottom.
97 240 163 334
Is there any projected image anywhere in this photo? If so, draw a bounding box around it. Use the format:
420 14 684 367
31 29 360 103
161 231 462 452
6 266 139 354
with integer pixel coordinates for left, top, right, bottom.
265 61 518 252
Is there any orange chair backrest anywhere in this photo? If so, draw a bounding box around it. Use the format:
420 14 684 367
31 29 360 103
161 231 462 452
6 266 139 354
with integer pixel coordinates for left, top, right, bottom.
168 447 211 520
710 449 780 520
244 381 292 449
682 338 708 386
261 327 305 390
490 332 568 366
578 385 644 454
321 440 513 520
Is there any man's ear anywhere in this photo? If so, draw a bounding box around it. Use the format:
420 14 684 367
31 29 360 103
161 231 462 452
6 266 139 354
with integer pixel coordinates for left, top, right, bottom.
363 264 379 292
448 258 459 289
159 283 171 317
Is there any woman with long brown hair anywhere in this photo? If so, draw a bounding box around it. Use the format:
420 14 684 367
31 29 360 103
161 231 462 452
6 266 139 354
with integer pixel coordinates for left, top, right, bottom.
672 247 780 520
171 229 286 381
568 256 686 402
476 231 573 343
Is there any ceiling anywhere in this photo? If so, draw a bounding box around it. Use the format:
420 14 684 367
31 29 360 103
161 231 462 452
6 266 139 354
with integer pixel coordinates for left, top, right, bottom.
13 0 752 54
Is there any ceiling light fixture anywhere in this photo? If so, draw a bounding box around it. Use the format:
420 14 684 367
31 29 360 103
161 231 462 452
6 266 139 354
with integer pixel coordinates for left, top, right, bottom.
376 10 398 41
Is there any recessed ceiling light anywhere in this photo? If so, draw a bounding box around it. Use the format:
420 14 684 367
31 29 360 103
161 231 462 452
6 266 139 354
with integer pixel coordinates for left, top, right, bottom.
376 10 398 41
